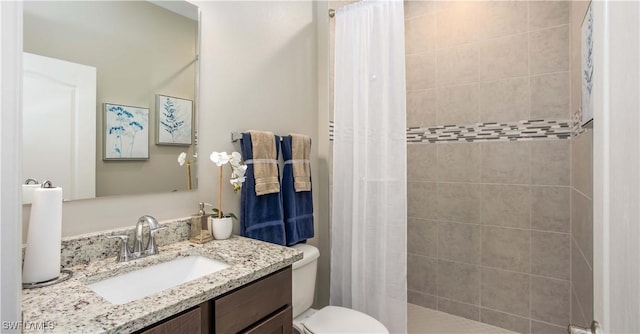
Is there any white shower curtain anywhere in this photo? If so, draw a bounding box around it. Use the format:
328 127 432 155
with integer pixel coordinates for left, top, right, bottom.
330 1 407 333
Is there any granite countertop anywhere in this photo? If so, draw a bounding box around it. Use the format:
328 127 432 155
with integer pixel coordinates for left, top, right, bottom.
21 236 302 333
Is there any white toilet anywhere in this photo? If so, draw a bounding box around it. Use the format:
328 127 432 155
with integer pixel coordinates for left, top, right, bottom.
291 244 389 334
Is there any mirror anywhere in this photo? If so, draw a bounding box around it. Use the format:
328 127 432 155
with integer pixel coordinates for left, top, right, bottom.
22 0 199 202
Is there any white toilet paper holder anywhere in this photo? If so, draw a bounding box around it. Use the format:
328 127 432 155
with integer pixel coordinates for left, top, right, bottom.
22 269 73 289
24 178 39 185
22 180 73 289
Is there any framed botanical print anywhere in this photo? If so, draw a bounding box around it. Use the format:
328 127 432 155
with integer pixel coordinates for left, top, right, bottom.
103 103 149 160
156 94 193 146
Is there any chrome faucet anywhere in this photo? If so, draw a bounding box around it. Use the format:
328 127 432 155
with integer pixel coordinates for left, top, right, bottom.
134 215 161 254
108 215 166 262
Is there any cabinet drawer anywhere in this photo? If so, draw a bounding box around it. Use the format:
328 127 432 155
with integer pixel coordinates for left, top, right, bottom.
214 266 292 333
241 305 292 334
140 305 203 334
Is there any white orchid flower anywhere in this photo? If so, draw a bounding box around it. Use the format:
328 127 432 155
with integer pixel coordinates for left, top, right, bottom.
229 162 247 192
230 176 246 185
230 169 246 183
177 152 187 166
233 164 247 178
210 151 230 166
230 174 246 192
229 151 242 167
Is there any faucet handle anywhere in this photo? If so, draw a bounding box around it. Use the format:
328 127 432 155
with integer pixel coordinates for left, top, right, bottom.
107 235 132 262
146 227 167 255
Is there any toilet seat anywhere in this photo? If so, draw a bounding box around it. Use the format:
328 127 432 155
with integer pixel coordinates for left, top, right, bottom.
301 306 389 334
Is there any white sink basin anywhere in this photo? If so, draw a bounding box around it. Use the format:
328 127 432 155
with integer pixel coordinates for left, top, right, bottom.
87 255 229 305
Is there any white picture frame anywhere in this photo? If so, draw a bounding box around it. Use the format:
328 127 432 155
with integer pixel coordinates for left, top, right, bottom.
156 94 193 146
103 103 149 160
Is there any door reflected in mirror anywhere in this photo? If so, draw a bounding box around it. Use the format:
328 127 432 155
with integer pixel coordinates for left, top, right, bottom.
22 0 199 201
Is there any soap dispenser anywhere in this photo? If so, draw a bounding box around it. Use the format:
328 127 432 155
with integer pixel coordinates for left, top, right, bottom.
190 202 213 244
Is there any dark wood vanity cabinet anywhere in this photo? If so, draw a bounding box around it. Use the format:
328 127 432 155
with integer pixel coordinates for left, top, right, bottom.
140 303 209 334
241 305 292 334
137 266 292 334
214 266 292 334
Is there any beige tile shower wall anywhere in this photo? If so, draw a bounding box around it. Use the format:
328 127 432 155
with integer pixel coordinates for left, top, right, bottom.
406 2 572 333
406 1 571 129
569 134 593 326
570 130 592 327
570 1 593 327
407 141 572 333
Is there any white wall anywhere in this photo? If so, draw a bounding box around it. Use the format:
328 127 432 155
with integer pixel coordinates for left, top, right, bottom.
593 1 640 332
196 0 327 306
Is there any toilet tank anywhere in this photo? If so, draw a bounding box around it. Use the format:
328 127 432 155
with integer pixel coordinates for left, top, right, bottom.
291 244 320 318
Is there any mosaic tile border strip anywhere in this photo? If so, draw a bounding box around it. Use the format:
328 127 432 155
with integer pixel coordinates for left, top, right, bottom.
406 119 572 143
329 119 578 143
573 107 591 136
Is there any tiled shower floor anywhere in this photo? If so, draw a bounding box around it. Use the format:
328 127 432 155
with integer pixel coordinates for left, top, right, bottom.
408 303 518 334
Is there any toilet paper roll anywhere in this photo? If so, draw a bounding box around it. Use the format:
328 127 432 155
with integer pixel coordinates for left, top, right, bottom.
23 187 63 284
22 184 41 204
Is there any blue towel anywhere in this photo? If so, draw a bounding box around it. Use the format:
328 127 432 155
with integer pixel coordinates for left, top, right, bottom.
281 135 314 246
240 133 286 245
